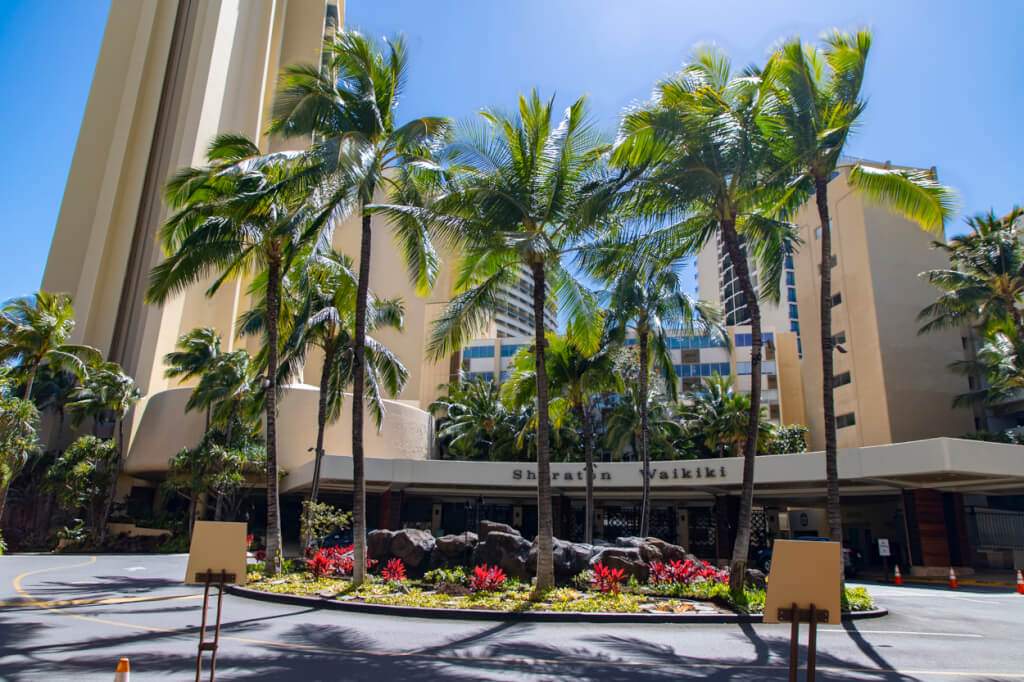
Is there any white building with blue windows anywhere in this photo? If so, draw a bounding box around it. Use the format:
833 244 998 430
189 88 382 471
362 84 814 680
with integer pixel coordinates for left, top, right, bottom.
458 327 807 428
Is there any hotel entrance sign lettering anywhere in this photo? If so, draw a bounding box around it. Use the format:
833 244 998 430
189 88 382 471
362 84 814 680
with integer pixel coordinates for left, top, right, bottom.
511 464 731 484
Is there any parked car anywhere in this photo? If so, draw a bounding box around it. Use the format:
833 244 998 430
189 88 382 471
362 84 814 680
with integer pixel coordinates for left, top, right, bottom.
314 527 355 550
756 537 863 577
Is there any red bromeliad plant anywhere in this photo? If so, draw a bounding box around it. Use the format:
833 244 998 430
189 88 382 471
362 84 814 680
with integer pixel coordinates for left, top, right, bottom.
646 558 728 586
591 562 627 594
307 547 342 578
470 565 508 592
328 545 377 576
381 558 407 582
307 546 379 578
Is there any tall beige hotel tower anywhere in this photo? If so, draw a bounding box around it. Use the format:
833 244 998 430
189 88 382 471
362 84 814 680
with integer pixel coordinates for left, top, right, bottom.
42 1 453 477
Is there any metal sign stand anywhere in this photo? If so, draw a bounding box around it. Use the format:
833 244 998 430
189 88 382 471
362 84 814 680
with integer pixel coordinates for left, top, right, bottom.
194 570 234 682
778 602 828 682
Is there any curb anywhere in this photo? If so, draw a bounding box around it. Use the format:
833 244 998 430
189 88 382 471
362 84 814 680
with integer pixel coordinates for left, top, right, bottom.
225 585 889 624
860 576 1016 589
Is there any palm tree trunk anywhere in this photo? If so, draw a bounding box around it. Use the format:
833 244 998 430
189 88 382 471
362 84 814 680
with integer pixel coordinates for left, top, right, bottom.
23 361 39 400
721 219 762 593
580 402 595 544
311 344 333 506
638 330 651 538
351 214 373 586
816 178 845 579
188 494 198 540
531 261 555 592
0 482 10 528
306 344 333 549
263 255 284 574
98 419 125 544
214 493 224 522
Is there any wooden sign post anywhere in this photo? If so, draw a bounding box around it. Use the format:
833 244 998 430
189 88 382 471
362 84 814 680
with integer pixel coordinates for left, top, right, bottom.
763 539 842 682
185 521 247 682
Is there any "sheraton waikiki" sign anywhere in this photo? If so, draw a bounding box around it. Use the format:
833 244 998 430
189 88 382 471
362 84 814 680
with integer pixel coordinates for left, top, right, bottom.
511 464 731 483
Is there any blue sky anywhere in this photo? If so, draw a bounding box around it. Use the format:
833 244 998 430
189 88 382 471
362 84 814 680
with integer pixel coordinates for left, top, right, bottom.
0 0 1020 302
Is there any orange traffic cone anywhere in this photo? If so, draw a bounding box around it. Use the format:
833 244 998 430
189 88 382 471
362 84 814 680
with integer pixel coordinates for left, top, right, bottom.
1016 569 1023 595
893 565 903 586
948 567 958 590
114 658 130 682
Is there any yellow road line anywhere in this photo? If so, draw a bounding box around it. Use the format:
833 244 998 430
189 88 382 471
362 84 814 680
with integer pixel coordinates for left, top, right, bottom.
10 557 1024 679
0 593 202 608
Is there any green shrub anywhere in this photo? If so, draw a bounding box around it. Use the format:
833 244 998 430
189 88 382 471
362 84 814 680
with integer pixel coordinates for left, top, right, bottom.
842 586 875 611
423 567 468 585
155 535 190 553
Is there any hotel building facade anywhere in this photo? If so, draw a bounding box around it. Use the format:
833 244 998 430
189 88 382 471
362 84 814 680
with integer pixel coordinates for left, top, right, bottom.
35 1 1024 573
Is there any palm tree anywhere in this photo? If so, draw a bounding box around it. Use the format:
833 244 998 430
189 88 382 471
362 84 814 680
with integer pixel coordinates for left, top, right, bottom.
611 49 797 590
948 329 1024 409
430 375 523 462
146 134 311 574
605 264 721 537
0 292 100 399
0 371 40 525
920 208 1024 338
683 373 773 458
185 351 258 449
164 327 222 430
66 360 140 541
407 90 611 591
768 29 957 556
502 333 621 543
31 366 79 446
603 385 687 462
282 249 407 508
268 30 449 584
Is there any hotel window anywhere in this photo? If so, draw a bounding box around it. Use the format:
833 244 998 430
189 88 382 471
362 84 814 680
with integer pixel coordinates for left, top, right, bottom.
832 331 846 345
790 320 800 333
834 371 851 387
836 412 856 429
767 375 778 389
785 255 794 269
830 292 842 307
789 304 799 319
787 287 797 302
737 362 752 375
501 344 525 357
786 271 796 286
464 345 495 359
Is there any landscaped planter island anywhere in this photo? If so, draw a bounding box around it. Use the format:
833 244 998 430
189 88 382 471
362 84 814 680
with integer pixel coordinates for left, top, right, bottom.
238 522 880 621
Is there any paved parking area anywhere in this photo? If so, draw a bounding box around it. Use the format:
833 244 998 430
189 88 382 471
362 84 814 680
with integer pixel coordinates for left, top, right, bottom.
2 554 1023 680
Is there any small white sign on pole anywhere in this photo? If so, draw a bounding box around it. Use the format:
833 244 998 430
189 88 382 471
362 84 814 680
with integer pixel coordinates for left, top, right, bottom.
878 538 891 557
